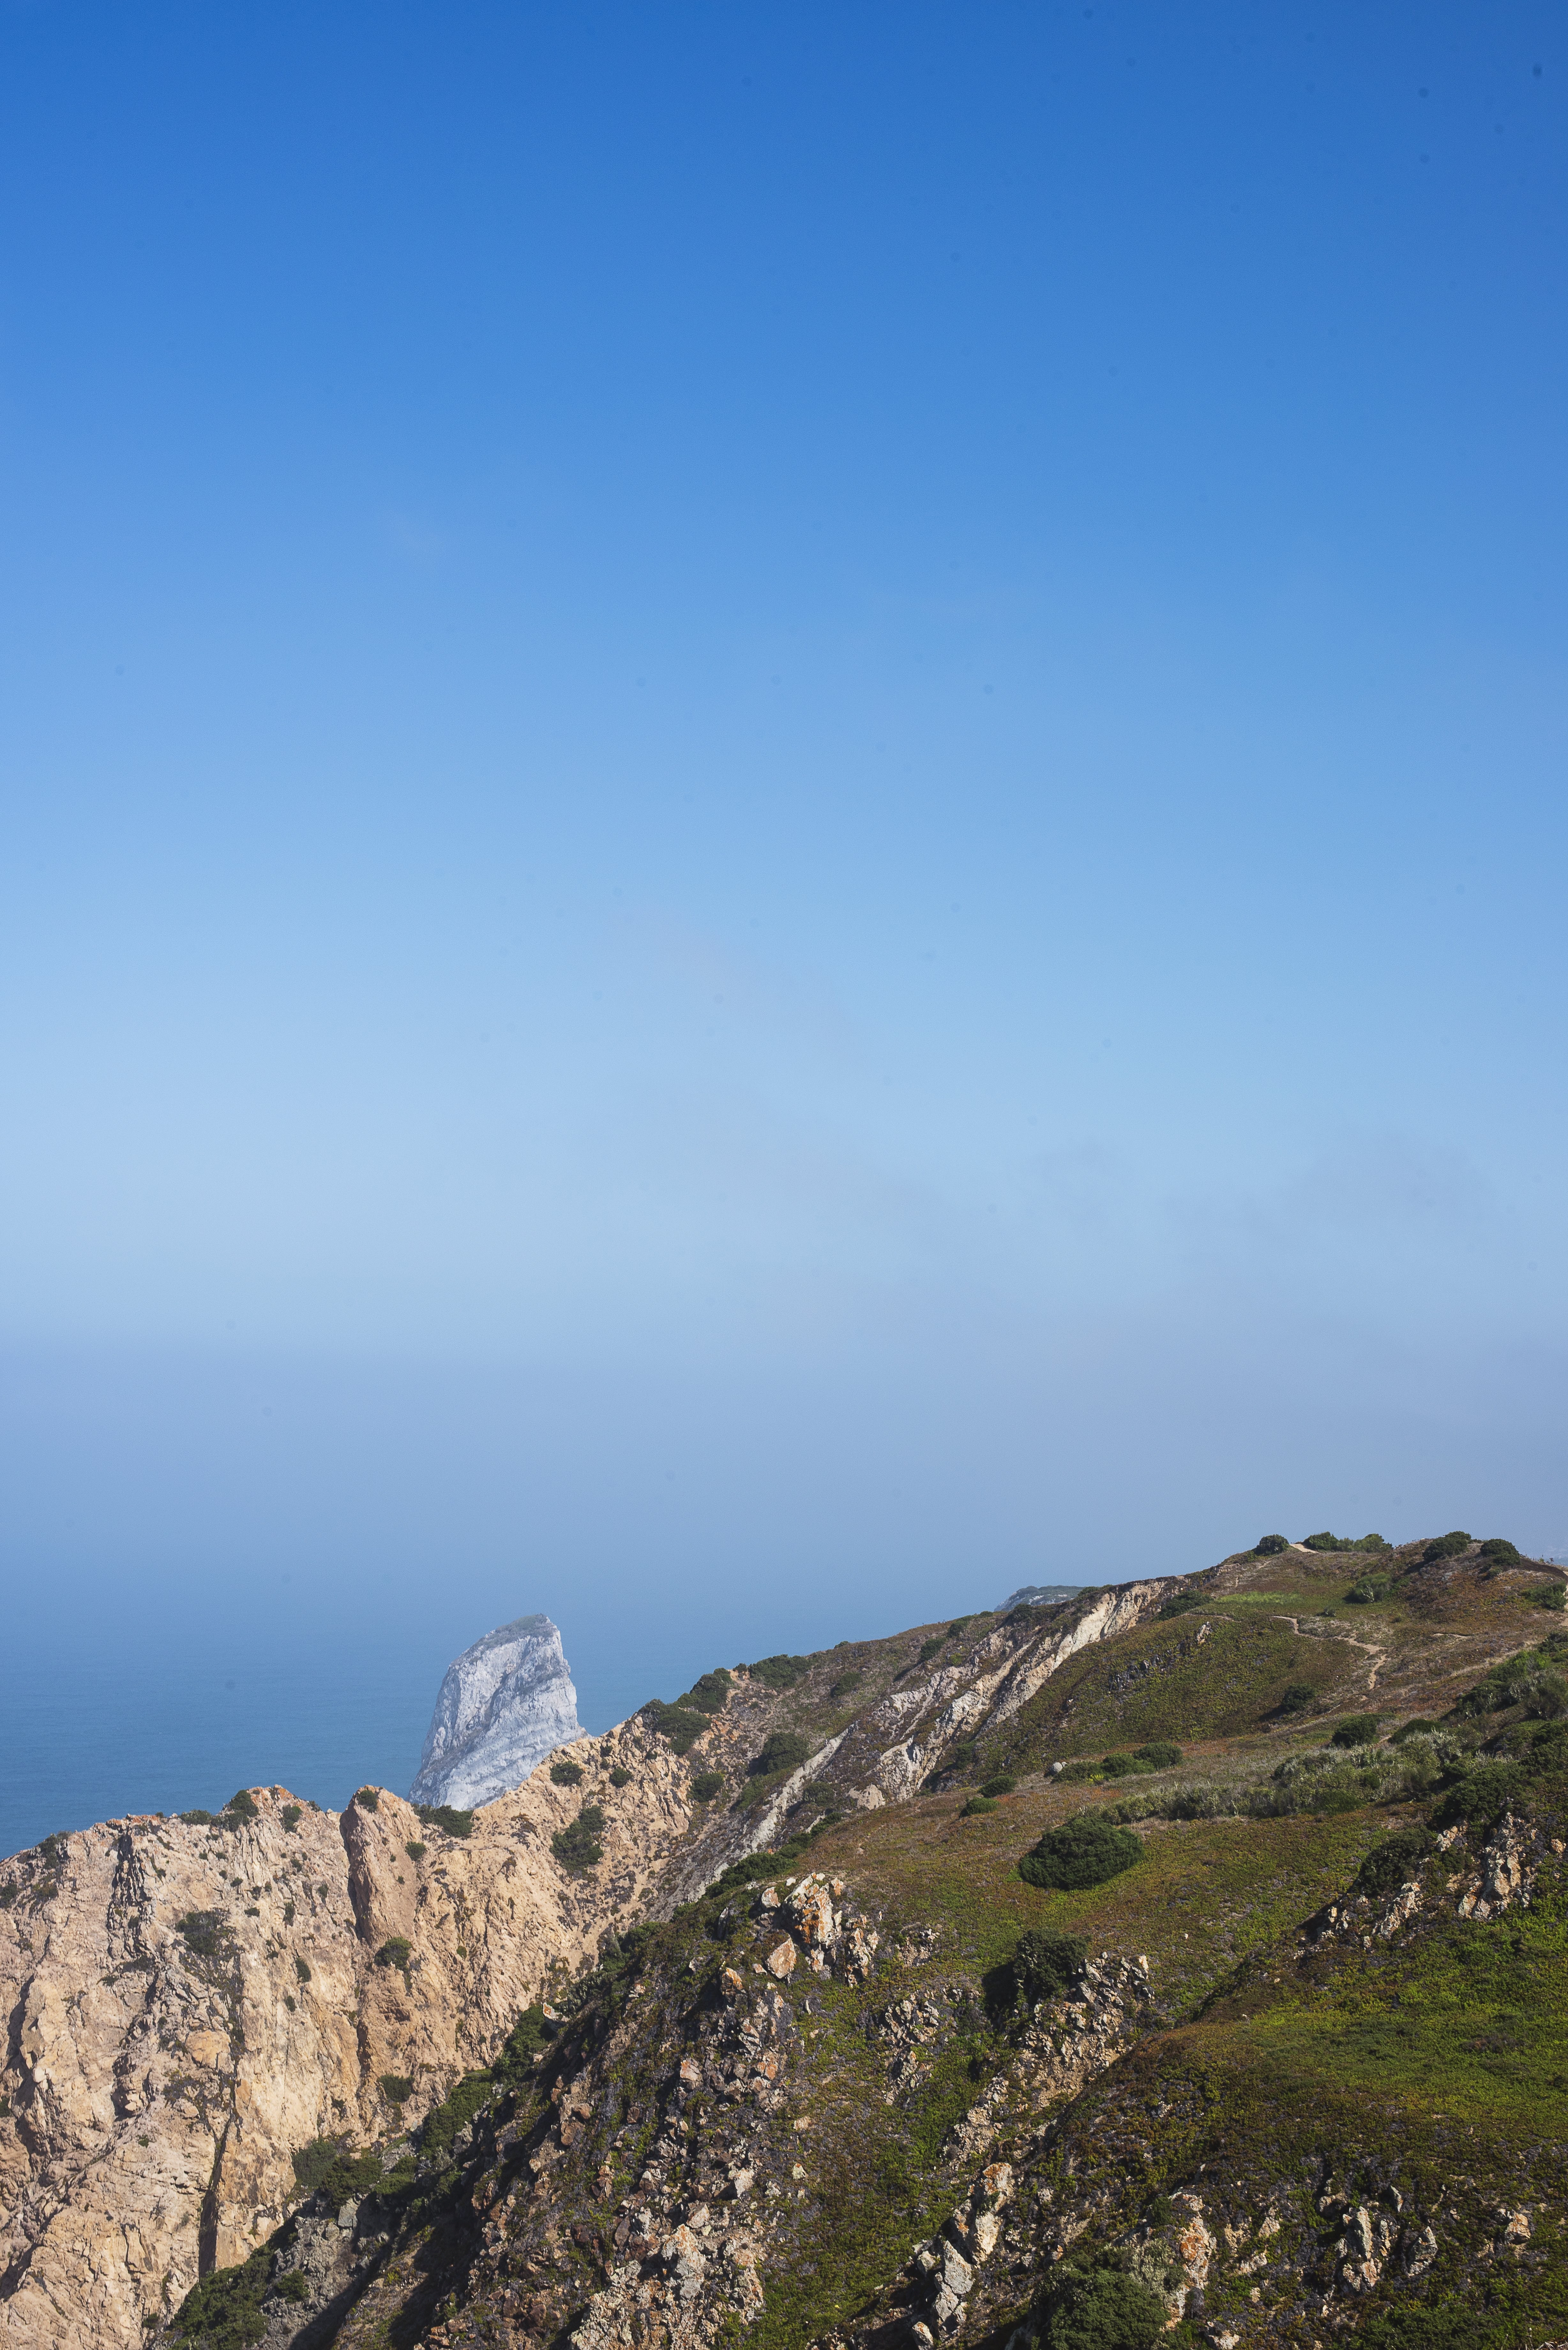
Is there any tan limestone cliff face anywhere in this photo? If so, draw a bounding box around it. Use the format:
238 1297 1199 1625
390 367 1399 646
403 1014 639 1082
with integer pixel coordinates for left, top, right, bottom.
0 1720 697 2350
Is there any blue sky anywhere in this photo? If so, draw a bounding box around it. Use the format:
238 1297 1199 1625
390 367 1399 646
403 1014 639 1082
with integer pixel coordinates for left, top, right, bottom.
2 3 1565 1819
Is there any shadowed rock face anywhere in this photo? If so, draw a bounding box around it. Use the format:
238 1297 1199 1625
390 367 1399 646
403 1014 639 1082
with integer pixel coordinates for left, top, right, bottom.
411 1614 585 1808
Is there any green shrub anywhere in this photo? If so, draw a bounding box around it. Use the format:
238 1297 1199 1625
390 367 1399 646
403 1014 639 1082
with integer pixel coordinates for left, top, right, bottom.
378 2073 412 2104
749 1731 811 1778
687 1669 733 1713
1133 1741 1181 1769
353 1786 379 1812
294 1956 311 1983
1354 1828 1434 1901
1355 1532 1392 1550
1302 1530 1347 1552
981 1773 1017 1796
1253 1534 1288 1555
176 1910 228 1959
690 1771 724 1803
1008 1928 1087 2004
168 2246 271 2343
641 1701 709 1754
918 1636 945 1664
1057 1759 1101 1784
491 2002 549 2089
549 1759 584 1786
1019 1814 1144 1891
830 1667 864 1699
1424 1530 1473 1562
375 1936 413 1980
226 1789 260 1821
947 1618 971 1641
280 1804 302 1832
1346 1576 1393 1604
289 2136 383 2203
1357 2297 1492 2348
1157 1590 1202 1619
1278 1680 1315 1715
960 1796 998 1817
1535 1582 1568 1612
274 2271 309 2304
1100 1752 1153 1777
552 1809 605 1871
1043 2259 1166 2350
747 1654 809 1691
1479 1536 1522 1565
414 1803 473 1838
1389 1718 1440 1745
1430 1763 1524 1835
609 1766 633 1787
404 1840 426 1862
422 2066 495 2156
1328 1713 1379 1748
179 1809 217 1826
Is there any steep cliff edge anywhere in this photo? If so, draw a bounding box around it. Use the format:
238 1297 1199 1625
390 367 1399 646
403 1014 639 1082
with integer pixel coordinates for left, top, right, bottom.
412 1616 585 1810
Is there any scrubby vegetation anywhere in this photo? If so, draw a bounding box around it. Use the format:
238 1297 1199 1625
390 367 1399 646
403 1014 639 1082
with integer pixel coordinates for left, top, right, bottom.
551 1806 606 1871
686 1668 733 1712
549 1758 584 1786
352 1786 379 1813
1019 1814 1144 1891
690 1770 724 1803
749 1731 812 1779
609 1765 633 1786
641 1700 711 1754
414 1802 473 1838
747 1653 810 1691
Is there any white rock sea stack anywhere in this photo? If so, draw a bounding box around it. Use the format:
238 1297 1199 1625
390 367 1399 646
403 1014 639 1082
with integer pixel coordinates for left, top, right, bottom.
410 1611 584 1808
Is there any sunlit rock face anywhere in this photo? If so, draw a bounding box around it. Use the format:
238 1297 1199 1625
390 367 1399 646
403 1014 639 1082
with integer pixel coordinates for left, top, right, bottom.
411 1613 585 1808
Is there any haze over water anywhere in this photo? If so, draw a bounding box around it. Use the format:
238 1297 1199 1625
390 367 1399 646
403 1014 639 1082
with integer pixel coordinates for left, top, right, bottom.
3 4 1564 1855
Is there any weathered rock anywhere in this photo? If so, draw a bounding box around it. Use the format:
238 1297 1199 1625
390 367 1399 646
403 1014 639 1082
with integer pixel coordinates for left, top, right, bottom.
411 1614 584 1808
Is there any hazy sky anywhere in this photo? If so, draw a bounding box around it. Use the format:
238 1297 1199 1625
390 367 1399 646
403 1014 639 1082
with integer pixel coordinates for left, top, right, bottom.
3 1 1565 1783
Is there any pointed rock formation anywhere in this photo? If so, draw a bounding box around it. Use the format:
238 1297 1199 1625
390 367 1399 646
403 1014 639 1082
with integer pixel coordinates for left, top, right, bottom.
410 1613 584 1808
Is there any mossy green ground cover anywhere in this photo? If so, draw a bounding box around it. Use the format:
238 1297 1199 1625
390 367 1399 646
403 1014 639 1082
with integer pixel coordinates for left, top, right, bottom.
991 1613 1353 1770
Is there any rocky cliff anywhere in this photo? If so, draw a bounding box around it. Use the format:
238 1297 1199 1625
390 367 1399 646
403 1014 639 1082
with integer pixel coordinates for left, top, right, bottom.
411 1616 585 1810
5 1536 1566 2350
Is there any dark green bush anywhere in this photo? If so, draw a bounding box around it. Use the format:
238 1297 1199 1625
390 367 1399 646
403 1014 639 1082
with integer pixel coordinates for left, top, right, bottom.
551 1810 605 1871
1253 1534 1288 1555
422 2069 494 2156
960 1795 998 1817
1043 2259 1166 2350
687 1669 733 1713
1424 1531 1473 1562
176 1910 228 1959
279 1802 302 1831
1157 1591 1203 1619
1430 1763 1524 1835
289 2137 383 2203
226 1789 260 1821
274 2271 309 2304
378 2073 412 2104
1354 1828 1434 1901
608 1766 633 1787
179 1809 218 1826
1355 1532 1392 1550
1346 1576 1393 1604
1019 1814 1144 1891
491 2002 549 2089
168 2245 271 2344
1389 1718 1440 1745
1479 1537 1522 1565
918 1636 945 1664
1357 2297 1490 2348
1302 1531 1347 1552
1009 1928 1087 2004
690 1771 724 1803
981 1773 1017 1796
352 1785 379 1812
1329 1714 1379 1748
294 1956 311 1983
1130 1741 1179 1769
1278 1680 1315 1715
830 1667 864 1699
414 1803 473 1838
747 1654 809 1691
375 1936 413 1979
405 1840 426 1861
947 1617 971 1641
1535 1582 1568 1612
549 1759 584 1786
1100 1752 1153 1777
749 1731 811 1778
641 1701 709 1754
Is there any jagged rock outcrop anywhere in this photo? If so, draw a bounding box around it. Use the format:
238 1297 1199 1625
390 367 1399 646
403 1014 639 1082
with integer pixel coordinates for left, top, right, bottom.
411 1615 585 1809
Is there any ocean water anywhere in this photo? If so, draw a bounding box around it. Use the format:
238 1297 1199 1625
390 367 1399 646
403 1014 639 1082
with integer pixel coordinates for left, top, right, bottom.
0 1595 775 1861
